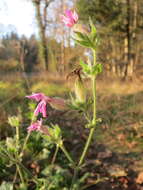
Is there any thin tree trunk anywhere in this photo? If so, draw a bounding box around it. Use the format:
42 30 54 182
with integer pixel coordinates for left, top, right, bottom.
60 0 65 73
133 0 139 67
124 0 133 79
33 0 49 70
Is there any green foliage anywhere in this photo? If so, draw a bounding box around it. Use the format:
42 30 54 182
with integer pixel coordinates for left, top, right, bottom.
0 182 13 190
0 59 19 72
38 166 70 190
74 19 99 50
76 0 123 31
43 124 62 145
80 60 102 76
0 81 25 100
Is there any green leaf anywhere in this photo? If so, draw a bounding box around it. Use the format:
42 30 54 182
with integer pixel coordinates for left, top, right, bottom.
74 31 89 42
88 18 100 50
53 124 61 139
43 124 62 144
74 39 93 48
79 60 91 74
91 64 103 75
0 182 13 190
89 18 97 37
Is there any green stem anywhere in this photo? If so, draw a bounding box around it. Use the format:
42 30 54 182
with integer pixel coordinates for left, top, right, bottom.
78 127 95 167
17 161 38 184
70 49 97 189
16 164 25 185
70 167 79 190
60 144 74 165
20 115 35 156
1 148 38 184
92 75 96 124
20 132 31 157
16 126 20 151
92 49 97 123
51 145 59 164
78 49 97 167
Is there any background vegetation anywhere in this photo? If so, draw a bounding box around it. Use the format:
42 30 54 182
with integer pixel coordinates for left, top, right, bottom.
1 0 143 189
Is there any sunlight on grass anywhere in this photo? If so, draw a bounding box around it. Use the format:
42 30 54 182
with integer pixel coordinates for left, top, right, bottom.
31 82 70 96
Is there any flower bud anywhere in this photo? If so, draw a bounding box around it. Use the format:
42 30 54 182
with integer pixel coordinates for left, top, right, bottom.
8 116 20 128
74 77 86 103
6 137 16 152
73 24 90 35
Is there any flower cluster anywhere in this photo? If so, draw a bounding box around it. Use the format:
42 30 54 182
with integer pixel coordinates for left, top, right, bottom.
26 93 67 134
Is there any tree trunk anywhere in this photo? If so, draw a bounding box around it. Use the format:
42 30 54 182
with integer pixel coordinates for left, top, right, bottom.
33 0 49 70
60 0 65 73
133 0 139 67
124 0 134 79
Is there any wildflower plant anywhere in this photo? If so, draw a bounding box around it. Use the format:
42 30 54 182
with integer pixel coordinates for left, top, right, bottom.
0 9 103 190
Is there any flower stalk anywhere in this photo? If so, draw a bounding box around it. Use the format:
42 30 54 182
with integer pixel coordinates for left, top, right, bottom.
60 144 75 166
78 49 97 166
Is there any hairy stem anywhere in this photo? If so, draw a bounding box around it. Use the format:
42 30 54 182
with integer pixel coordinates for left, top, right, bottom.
16 126 20 152
60 144 75 165
20 132 30 157
51 145 59 164
70 49 97 190
70 167 79 190
20 115 35 156
16 164 25 185
78 49 97 167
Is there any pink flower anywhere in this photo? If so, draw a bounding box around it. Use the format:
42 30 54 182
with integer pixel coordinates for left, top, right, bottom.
26 93 46 102
26 93 49 118
34 100 47 117
27 119 42 133
61 10 78 27
27 119 50 136
26 93 67 117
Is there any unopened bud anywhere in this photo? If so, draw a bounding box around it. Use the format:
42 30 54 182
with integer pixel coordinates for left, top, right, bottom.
6 137 16 152
73 24 90 35
74 77 86 103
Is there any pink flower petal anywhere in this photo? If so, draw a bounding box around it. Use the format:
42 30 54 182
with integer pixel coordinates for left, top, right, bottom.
48 97 67 110
61 9 78 28
65 10 73 19
27 122 40 133
73 11 78 22
27 119 43 133
26 93 45 102
34 100 47 117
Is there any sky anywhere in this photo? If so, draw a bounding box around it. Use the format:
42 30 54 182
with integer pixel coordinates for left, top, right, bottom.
0 0 37 37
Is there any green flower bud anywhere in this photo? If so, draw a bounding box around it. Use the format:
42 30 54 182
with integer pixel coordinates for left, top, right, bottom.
8 116 20 127
6 137 16 152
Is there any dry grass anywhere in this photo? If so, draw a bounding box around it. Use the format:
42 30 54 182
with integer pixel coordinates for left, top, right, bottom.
97 78 143 95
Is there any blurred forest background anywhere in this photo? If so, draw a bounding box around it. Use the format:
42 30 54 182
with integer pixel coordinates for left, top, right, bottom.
1 0 143 78
1 0 143 189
